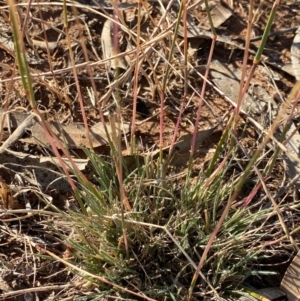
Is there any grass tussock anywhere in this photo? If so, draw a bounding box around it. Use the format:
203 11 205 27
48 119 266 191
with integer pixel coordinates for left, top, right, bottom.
2 0 300 300
57 146 291 300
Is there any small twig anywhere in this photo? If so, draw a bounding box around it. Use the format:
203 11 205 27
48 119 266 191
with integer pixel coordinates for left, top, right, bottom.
0 284 74 299
0 113 36 154
250 26 299 42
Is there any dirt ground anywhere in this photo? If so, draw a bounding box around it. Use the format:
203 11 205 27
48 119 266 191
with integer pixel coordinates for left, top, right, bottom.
0 0 300 300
